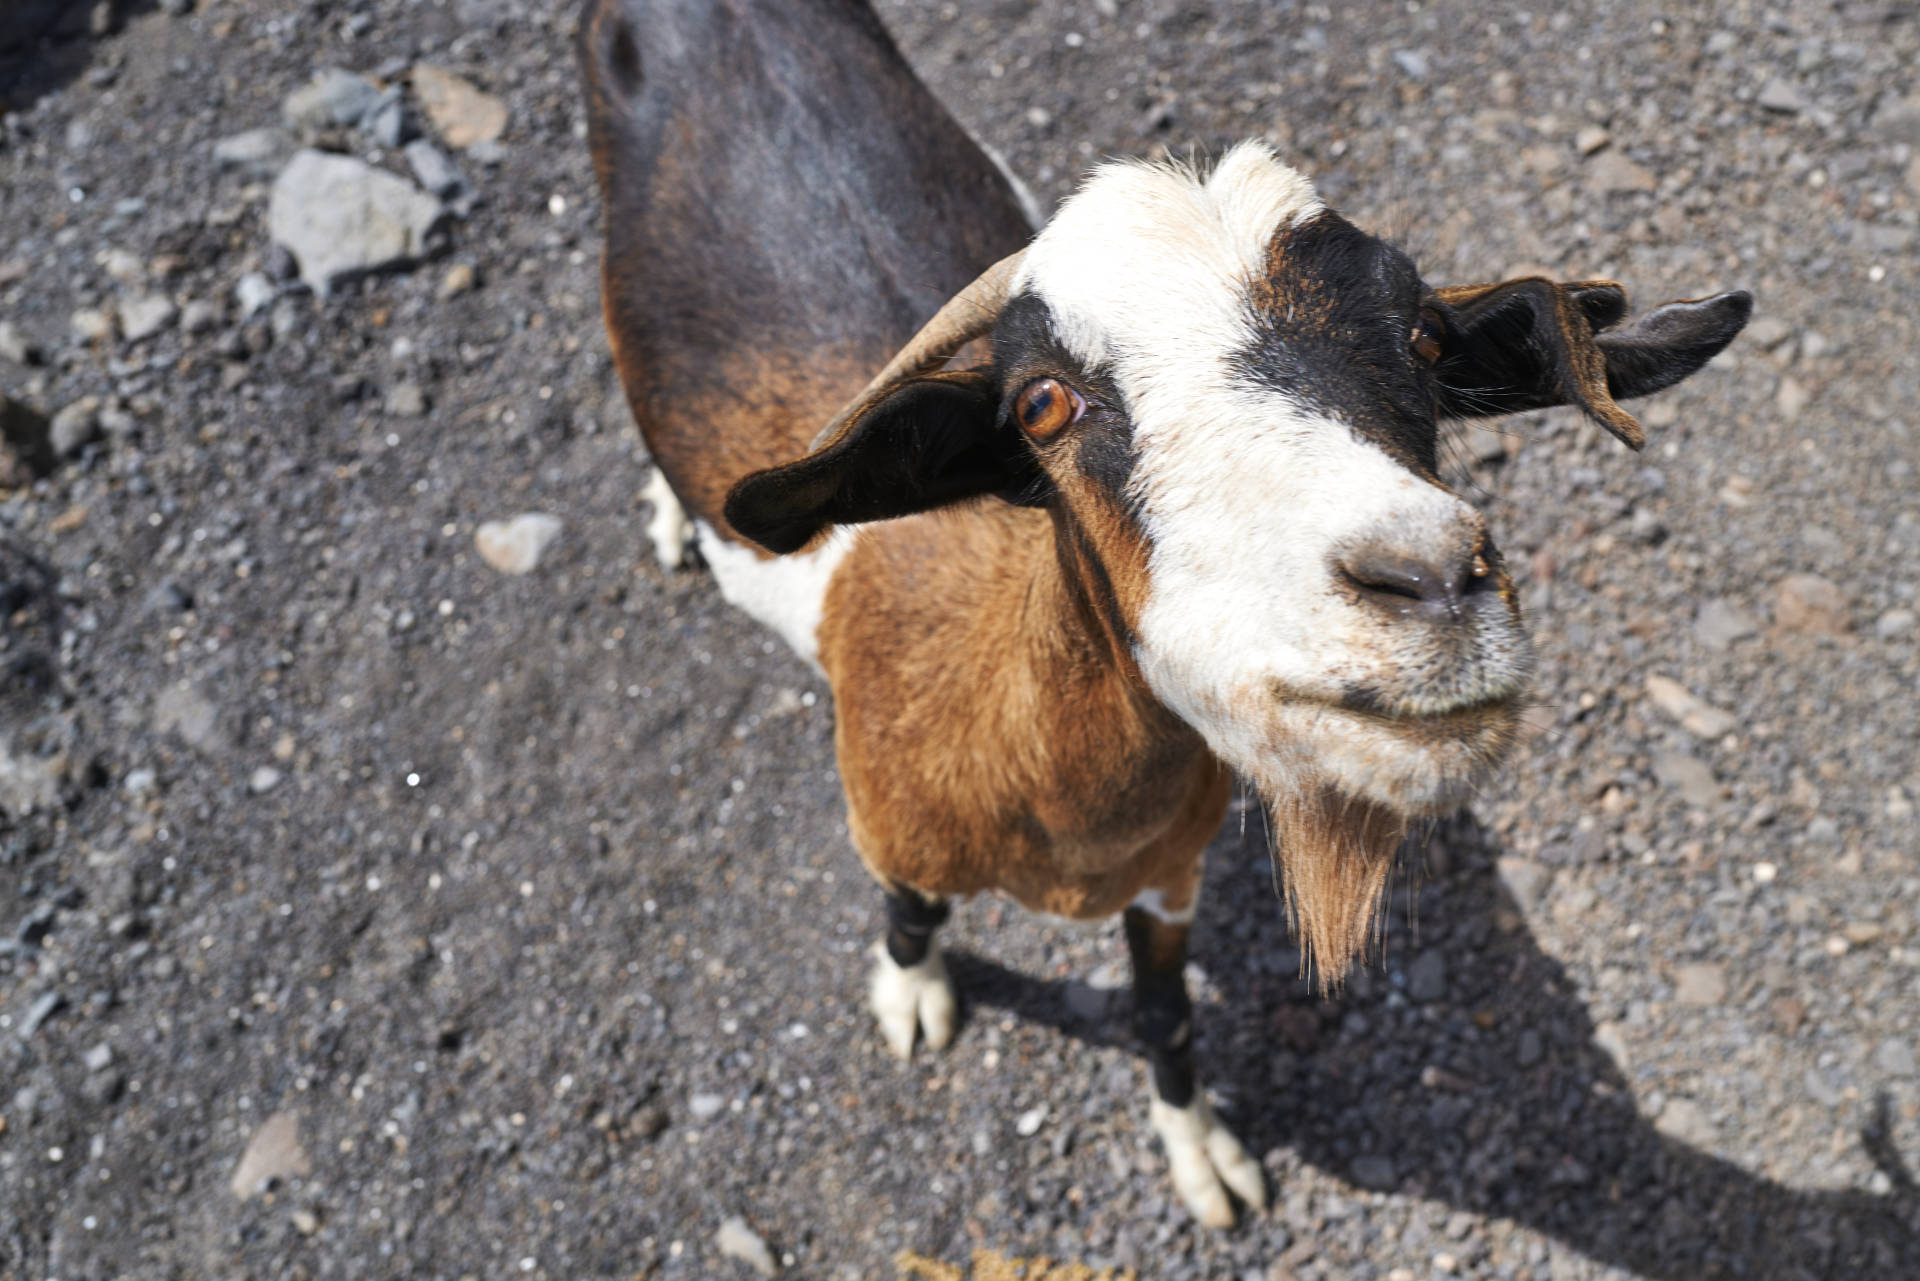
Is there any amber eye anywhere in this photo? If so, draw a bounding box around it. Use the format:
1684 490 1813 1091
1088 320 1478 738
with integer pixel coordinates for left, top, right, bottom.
1410 307 1445 365
1014 377 1085 440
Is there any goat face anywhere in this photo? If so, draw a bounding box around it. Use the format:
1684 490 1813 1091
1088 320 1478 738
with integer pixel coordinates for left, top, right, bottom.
726 142 1749 973
1000 146 1528 823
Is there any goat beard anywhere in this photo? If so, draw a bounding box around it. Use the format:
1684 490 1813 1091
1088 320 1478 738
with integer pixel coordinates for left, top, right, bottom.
1264 779 1408 991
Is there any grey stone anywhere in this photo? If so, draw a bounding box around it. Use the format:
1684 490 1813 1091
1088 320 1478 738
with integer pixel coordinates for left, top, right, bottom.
688 1092 726 1122
1406 948 1447 1002
1875 608 1915 640
283 68 384 132
1351 1154 1397 1190
1653 752 1720 807
1062 980 1113 1022
269 151 446 295
404 139 469 201
365 91 414 148
0 320 43 366
1496 857 1551 911
1875 1037 1916 1078
235 273 278 318
1391 50 1429 80
1656 1097 1715 1145
385 382 428 418
154 682 222 750
248 766 283 795
1695 598 1758 649
715 1216 777 1278
82 1043 113 1072
1672 963 1727 1006
212 127 291 179
119 294 177 343
49 397 101 455
180 299 223 334
230 1112 311 1198
20 991 65 1038
1757 79 1807 113
1516 1028 1543 1068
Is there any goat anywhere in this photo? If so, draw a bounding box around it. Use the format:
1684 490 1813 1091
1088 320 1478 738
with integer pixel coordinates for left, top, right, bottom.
582 0 1750 1228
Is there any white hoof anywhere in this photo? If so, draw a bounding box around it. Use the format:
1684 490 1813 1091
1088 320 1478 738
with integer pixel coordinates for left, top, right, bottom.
640 468 694 570
1150 1095 1267 1229
868 938 956 1059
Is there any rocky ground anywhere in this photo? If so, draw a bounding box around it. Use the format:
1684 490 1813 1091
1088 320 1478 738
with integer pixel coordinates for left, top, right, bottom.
2 1 1918 1278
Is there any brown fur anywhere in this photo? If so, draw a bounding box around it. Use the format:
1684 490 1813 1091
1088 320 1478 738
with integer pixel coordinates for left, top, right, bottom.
1267 785 1408 989
820 501 1229 921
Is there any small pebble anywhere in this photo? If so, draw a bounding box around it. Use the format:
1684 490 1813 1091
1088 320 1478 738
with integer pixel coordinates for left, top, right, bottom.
475 513 564 575
714 1215 777 1278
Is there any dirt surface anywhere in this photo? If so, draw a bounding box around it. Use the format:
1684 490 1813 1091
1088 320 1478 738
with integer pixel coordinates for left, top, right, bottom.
3 1 1919 1278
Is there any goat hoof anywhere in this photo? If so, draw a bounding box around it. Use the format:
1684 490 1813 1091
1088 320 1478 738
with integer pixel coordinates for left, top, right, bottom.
868 938 956 1059
1150 1095 1267 1229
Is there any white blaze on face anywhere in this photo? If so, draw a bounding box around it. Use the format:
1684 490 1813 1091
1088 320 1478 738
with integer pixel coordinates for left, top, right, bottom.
1016 143 1524 812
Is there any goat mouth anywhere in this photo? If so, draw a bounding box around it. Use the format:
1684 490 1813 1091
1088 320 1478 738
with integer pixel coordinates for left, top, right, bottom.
1332 684 1524 727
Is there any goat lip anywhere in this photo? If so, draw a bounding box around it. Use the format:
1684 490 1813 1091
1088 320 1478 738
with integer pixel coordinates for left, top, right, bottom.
1328 685 1524 728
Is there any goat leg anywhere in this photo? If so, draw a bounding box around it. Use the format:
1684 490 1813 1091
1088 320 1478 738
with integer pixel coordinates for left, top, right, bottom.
1125 902 1267 1228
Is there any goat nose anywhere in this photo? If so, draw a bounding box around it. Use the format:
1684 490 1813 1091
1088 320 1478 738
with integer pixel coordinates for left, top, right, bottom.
1338 546 1489 622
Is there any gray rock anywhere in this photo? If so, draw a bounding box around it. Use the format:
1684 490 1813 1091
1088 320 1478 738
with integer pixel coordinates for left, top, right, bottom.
404 139 469 201
269 151 446 295
153 682 222 750
248 766 283 795
1656 1097 1715 1145
0 320 43 366
1391 50 1429 80
119 294 177 343
230 1112 311 1198
1653 752 1720 807
1496 856 1552 912
688 1092 726 1122
1757 79 1807 113
180 299 223 334
1351 1154 1397 1190
365 90 414 148
50 397 102 455
715 1215 778 1278
212 127 292 179
20 991 65 1038
1875 1037 1916 1078
1406 948 1447 1002
283 68 384 133
385 382 428 418
1516 1028 1543 1068
1875 608 1915 640
236 273 278 318
82 1043 113 1072
70 306 116 344
1672 963 1727 1006
1695 598 1758 649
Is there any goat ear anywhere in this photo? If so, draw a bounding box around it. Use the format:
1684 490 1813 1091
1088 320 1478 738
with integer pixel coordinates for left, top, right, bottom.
724 369 1037 554
1433 279 1752 450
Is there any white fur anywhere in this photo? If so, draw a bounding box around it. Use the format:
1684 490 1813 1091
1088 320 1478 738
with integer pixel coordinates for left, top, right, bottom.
641 468 694 570
1130 887 1198 925
868 938 957 1059
1149 1094 1267 1228
1015 143 1529 812
695 521 853 670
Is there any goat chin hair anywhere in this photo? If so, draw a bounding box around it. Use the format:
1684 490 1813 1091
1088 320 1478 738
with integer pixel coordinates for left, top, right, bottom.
1266 781 1408 992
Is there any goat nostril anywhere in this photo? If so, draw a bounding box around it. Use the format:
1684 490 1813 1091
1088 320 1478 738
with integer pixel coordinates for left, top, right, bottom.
1339 549 1475 621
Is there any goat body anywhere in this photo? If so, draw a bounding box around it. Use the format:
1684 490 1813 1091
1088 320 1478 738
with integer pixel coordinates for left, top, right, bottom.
584 0 1749 1229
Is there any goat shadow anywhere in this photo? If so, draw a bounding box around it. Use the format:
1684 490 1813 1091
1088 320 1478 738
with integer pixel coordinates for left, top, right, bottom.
946 808 1918 1280
0 0 154 113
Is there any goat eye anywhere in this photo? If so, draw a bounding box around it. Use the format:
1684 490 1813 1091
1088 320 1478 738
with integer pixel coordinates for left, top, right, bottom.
1014 377 1085 440
1410 307 1445 365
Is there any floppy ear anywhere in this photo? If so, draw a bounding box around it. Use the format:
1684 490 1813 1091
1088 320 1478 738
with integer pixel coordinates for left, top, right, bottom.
1433 279 1752 449
724 369 1040 554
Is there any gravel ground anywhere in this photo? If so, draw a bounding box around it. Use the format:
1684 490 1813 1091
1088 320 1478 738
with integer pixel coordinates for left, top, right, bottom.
2 1 1918 1278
